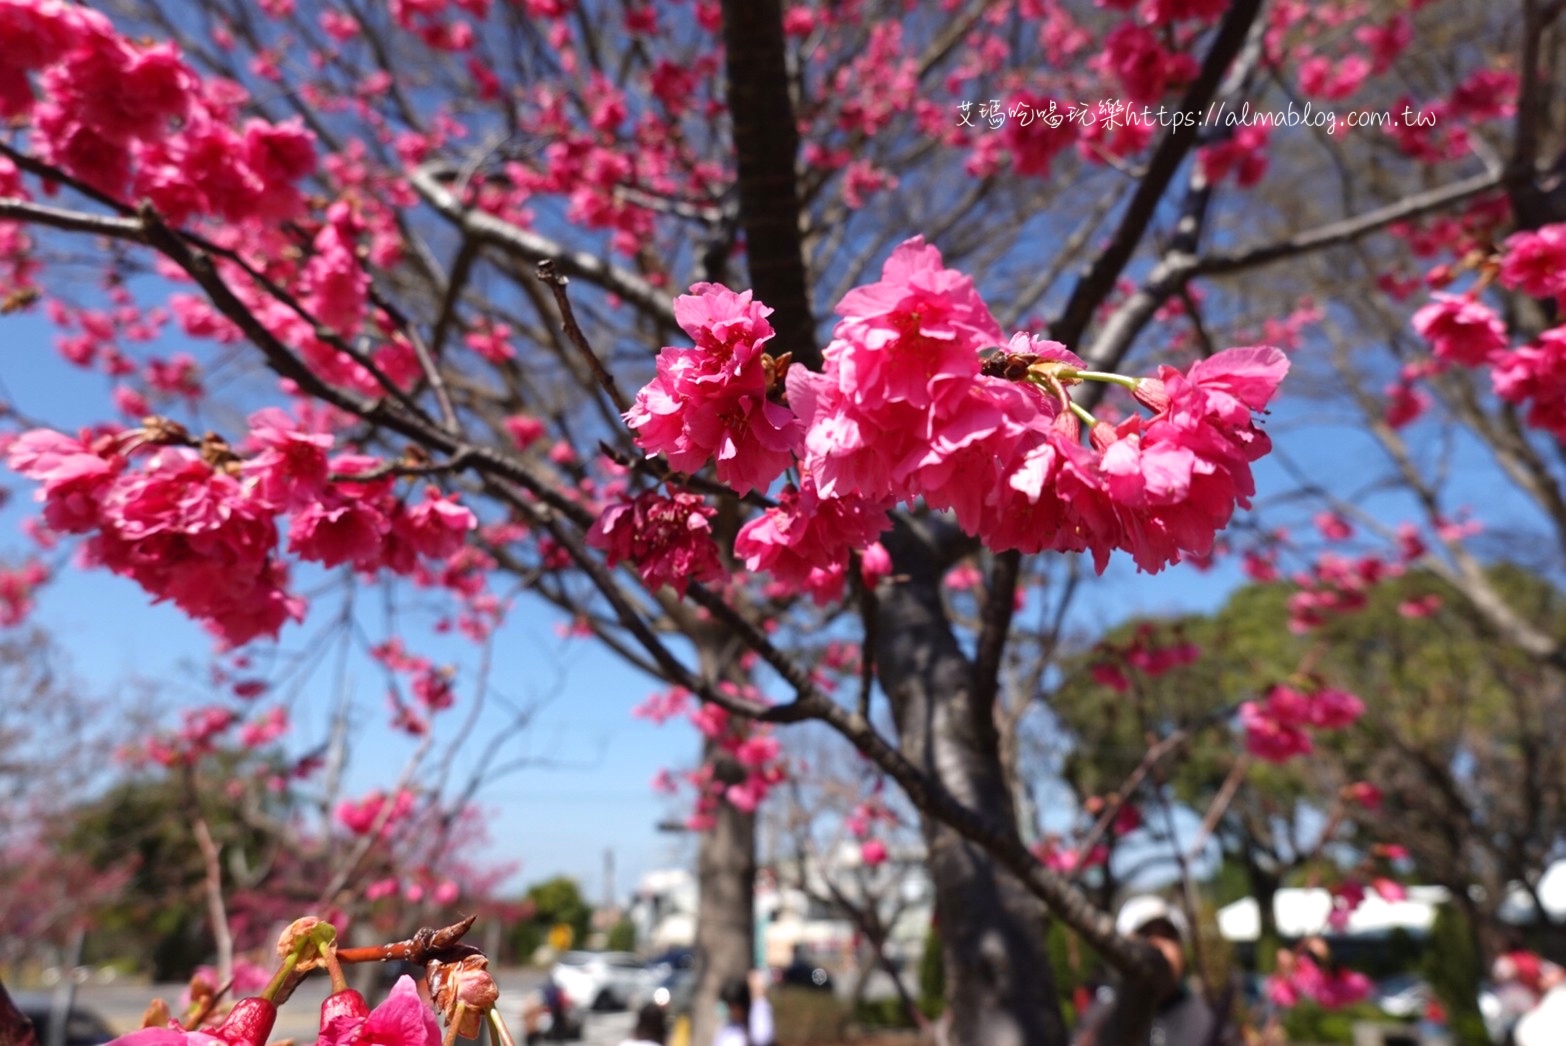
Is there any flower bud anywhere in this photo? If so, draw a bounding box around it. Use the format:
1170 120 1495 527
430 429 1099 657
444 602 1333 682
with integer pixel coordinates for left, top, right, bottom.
1052 410 1080 442
1131 377 1169 413
276 917 332 972
139 999 172 1029
319 987 370 1040
427 955 496 1039
214 997 277 1046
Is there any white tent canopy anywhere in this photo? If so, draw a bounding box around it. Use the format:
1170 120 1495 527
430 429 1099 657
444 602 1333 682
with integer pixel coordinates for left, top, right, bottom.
1217 885 1451 942
1497 860 1566 924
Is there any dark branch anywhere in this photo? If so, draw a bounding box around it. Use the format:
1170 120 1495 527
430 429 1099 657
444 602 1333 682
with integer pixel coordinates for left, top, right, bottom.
1048 0 1264 349
719 0 818 369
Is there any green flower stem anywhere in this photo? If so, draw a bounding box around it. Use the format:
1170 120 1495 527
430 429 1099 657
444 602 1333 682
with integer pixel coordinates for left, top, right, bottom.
260 953 299 1004
1062 369 1140 389
1068 401 1099 428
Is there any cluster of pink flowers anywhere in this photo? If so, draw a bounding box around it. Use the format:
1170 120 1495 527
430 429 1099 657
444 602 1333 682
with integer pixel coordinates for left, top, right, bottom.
1286 550 1404 633
626 285 801 495
1031 836 1109 874
1088 624 1202 693
0 558 48 626
1267 952 1372 1010
1239 683 1365 763
372 639 460 719
336 788 419 837
3 0 316 220
634 681 788 823
315 976 441 1046
846 795 899 868
8 428 303 648
587 489 727 596
621 240 1289 602
1405 226 1566 440
7 411 478 648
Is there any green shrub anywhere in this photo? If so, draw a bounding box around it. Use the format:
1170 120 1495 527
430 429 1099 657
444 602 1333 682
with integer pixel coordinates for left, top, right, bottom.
606 917 636 953
1422 905 1489 1044
917 930 944 1019
1281 1001 1391 1043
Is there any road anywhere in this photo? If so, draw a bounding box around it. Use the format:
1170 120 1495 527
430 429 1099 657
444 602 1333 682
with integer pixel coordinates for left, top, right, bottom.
70 969 636 1046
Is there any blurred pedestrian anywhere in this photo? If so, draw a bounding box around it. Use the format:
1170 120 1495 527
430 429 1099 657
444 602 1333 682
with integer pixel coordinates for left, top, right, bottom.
712 970 774 1046
622 1001 668 1046
1073 895 1238 1046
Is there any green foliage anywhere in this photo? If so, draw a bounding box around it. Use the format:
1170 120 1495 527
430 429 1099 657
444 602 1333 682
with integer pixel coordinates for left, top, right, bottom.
1423 905 1489 1044
606 916 636 952
851 997 917 1028
917 929 944 1018
61 754 284 980
509 876 593 962
1280 1001 1391 1043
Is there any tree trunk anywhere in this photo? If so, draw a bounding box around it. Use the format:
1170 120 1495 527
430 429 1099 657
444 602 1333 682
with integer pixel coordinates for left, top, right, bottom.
690 748 758 1046
876 523 1067 1046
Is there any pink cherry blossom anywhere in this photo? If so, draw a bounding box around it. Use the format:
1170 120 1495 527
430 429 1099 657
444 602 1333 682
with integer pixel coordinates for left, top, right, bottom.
1344 781 1382 810
7 428 123 533
242 408 333 511
826 237 1002 413
1239 700 1313 763
318 975 440 1046
633 686 693 725
1498 224 1566 300
732 478 892 605
587 489 727 596
625 283 800 494
503 414 547 449
1412 293 1507 367
1492 328 1566 439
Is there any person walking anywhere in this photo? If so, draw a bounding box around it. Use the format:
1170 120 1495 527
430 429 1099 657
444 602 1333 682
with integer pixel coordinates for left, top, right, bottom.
621 1002 668 1046
712 971 774 1046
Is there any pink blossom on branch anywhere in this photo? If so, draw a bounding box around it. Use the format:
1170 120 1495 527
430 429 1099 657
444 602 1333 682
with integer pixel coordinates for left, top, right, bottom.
732 477 892 605
587 488 727 596
1411 292 1507 367
625 283 801 495
317 975 440 1046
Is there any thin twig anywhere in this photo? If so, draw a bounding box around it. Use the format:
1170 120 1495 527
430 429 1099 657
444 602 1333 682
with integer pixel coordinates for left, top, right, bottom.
535 260 633 416
336 916 480 965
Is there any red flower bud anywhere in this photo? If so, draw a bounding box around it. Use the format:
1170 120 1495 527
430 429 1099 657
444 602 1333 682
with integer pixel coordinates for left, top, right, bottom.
214 998 277 1046
1132 377 1169 412
317 989 369 1027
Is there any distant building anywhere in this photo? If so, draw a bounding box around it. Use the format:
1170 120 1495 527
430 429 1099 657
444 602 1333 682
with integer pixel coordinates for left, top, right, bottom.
628 843 934 972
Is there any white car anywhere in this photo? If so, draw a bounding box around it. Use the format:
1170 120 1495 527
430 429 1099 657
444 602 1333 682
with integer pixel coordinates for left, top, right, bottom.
549 951 653 1011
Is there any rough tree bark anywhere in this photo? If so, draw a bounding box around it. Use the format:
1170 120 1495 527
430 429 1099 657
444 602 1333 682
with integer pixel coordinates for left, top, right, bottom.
690 636 759 1046
719 0 817 371
691 741 758 1046
876 519 1068 1046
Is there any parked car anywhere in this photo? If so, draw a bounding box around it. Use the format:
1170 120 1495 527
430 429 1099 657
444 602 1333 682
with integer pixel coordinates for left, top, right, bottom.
644 947 694 977
1373 973 1430 1019
549 951 653 1012
9 993 116 1046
